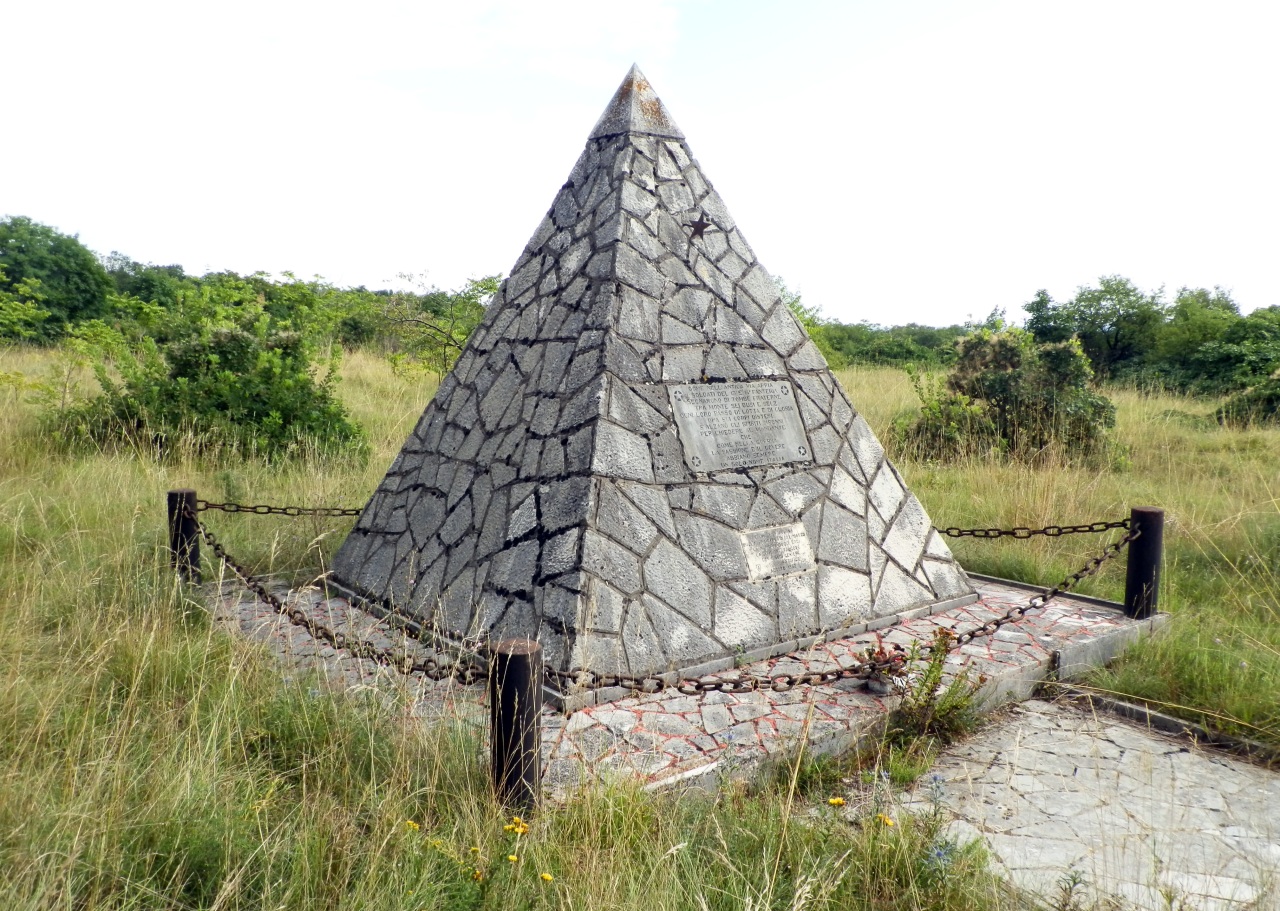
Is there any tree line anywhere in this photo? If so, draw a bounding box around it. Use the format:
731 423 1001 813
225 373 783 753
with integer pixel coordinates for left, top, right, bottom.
3 214 1277 458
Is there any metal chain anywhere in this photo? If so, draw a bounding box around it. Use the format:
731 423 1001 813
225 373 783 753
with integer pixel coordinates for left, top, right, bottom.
196 500 1128 542
196 500 363 518
919 525 1140 654
184 505 486 683
548 525 1141 697
184 503 1139 700
935 518 1131 540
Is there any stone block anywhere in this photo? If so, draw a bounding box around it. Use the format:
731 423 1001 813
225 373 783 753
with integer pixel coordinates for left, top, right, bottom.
585 579 627 634
657 180 695 212
703 344 747 379
641 594 722 664
620 482 678 538
764 471 826 518
621 601 666 673
616 244 669 298
667 287 712 328
541 528 581 577
539 477 592 534
662 314 705 344
788 339 827 370
881 494 930 571
596 481 659 554
922 559 973 600
691 255 733 302
777 573 818 637
616 286 661 343
691 485 753 526
868 462 905 524
607 382 669 435
817 566 872 629
674 512 749 580
713 586 776 649
818 504 869 571
583 529 643 595
591 420 655 483
873 561 933 615
734 346 785 377
490 540 539 595
643 539 713 628
661 345 706 382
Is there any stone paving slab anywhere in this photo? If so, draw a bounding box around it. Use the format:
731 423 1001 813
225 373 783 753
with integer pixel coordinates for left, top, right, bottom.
537 579 1160 793
204 575 1280 908
898 699 1279 911
208 577 1162 792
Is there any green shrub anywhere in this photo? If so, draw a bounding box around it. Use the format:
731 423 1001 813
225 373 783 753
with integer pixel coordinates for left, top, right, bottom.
895 328 1117 463
1216 373 1280 428
44 286 367 462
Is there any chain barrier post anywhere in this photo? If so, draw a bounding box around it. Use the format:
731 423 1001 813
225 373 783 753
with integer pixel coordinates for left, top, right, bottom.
167 489 201 583
489 639 542 813
1123 506 1163 620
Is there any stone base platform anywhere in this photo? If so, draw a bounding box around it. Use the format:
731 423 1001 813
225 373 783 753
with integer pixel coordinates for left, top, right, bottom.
208 576 1167 795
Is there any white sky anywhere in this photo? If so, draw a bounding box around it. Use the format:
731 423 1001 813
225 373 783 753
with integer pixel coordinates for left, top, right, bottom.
4 0 1277 326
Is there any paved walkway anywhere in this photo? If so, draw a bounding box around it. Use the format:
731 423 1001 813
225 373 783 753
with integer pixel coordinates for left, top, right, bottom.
900 699 1279 911
206 578 1279 908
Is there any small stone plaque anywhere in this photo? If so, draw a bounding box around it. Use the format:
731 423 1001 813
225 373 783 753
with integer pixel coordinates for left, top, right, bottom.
743 524 815 580
668 380 811 472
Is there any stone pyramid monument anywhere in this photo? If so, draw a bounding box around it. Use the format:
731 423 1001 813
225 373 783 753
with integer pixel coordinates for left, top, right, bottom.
331 66 974 694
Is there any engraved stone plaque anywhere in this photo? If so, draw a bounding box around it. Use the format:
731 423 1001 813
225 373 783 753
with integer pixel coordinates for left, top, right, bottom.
743 524 815 580
668 381 811 472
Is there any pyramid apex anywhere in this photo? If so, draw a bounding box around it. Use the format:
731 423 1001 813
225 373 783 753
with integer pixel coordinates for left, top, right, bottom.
589 64 684 140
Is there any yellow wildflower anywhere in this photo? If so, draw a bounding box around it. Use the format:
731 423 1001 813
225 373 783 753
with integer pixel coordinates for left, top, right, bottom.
507 854 519 863
470 846 480 854
828 797 845 807
403 820 420 831
472 869 484 882
541 872 554 882
875 813 895 827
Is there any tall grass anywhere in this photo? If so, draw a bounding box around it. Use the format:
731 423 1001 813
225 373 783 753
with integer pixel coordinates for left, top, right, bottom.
841 365 1280 745
1 349 1023 910
1 346 1276 908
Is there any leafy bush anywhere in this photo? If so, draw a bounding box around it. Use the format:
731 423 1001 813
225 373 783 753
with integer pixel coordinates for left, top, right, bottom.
0 266 49 339
896 370 998 459
1216 373 1280 428
46 284 367 462
0 216 113 338
895 328 1116 463
376 275 498 376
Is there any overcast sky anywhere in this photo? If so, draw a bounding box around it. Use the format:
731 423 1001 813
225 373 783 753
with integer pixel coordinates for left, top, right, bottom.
5 0 1277 326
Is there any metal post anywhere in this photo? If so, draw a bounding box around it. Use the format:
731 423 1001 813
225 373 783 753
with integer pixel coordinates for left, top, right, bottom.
489 638 542 812
1123 506 1163 620
167 489 201 583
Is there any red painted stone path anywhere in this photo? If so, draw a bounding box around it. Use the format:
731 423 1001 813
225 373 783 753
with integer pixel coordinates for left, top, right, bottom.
211 577 1163 794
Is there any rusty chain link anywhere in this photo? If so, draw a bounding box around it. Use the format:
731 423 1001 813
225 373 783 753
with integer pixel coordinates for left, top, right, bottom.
185 499 1139 700
198 498 1127 542
185 504 486 683
196 500 363 518
546 524 1141 697
935 518 1131 540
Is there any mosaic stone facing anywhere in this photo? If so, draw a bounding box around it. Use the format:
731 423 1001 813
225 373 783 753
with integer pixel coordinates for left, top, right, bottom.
330 64 974 680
